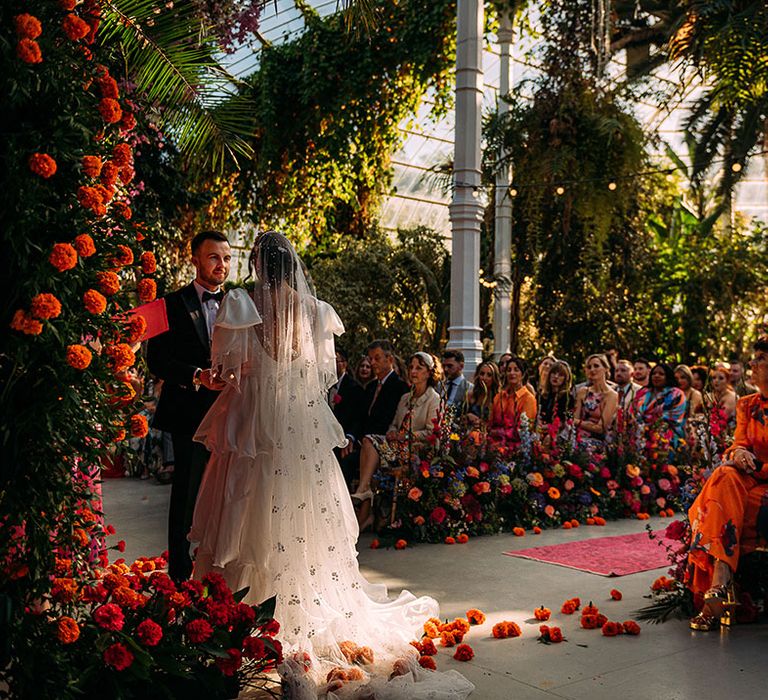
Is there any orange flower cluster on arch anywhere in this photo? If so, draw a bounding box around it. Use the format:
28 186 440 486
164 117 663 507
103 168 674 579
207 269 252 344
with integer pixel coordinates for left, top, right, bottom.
9 1 156 443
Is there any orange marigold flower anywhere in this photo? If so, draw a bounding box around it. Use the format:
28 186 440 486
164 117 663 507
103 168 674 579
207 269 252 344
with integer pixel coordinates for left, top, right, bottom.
547 487 560 500
444 536 455 545
570 519 580 528
97 74 119 99
513 527 525 537
56 616 80 644
120 112 137 132
77 185 105 216
369 539 380 549
137 277 157 302
394 539 407 550
15 14 42 39
418 655 436 670
112 244 134 267
119 165 135 184
423 621 440 639
586 517 595 525
52 577 78 603
10 310 43 336
561 601 577 615
140 251 157 274
67 344 93 369
98 98 122 124
492 620 521 639
130 414 149 438
622 620 641 635
73 233 96 257
62 13 90 41
17 39 43 64
29 153 57 179
50 243 78 271
562 521 572 530
100 161 119 186
466 608 486 625
457 533 469 544
420 638 437 656
533 526 542 534
124 314 147 343
112 143 133 166
59 0 77 10
534 606 551 621
112 201 132 220
30 293 62 320
439 630 456 647
601 621 621 637
453 643 473 662
96 271 120 296
594 516 606 526
83 289 107 315
610 589 622 601
580 613 599 629
548 626 564 643
82 155 103 178
582 602 599 616
106 343 135 372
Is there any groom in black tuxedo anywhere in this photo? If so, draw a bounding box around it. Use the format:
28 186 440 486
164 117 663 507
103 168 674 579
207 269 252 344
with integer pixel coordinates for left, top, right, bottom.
147 230 231 581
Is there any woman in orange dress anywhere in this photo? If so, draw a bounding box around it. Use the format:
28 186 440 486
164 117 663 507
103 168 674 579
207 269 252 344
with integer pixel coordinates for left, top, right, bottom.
489 356 537 449
687 336 768 630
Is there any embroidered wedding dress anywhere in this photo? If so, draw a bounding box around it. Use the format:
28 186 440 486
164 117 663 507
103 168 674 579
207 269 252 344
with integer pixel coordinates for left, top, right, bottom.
189 232 473 699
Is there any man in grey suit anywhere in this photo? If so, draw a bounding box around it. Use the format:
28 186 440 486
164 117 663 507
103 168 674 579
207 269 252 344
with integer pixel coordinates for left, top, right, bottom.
440 350 472 409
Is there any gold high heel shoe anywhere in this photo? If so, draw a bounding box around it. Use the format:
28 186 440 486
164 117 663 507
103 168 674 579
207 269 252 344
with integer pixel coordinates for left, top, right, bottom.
689 582 737 630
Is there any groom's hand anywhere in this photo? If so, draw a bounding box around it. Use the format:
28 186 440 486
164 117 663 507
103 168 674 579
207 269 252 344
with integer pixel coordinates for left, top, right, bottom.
200 369 226 391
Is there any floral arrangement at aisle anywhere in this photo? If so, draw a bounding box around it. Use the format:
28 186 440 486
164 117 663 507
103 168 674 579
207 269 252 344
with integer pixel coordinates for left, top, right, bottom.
0 2 281 696
375 403 732 546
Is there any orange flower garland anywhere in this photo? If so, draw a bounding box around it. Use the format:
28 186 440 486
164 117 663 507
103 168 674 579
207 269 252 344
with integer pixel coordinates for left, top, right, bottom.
66 344 92 370
15 14 43 39
82 155 103 178
29 153 57 179
140 251 157 274
17 39 43 64
83 289 107 315
106 343 135 372
50 243 78 271
62 13 90 41
10 310 43 336
98 98 122 124
96 271 120 296
56 616 81 644
30 293 62 320
129 414 149 439
73 233 96 257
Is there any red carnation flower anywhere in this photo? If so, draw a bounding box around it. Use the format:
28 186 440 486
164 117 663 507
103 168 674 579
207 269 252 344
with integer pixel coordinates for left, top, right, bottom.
215 648 242 676
93 603 124 631
242 636 265 659
136 619 163 646
453 643 474 662
185 618 213 643
103 642 133 671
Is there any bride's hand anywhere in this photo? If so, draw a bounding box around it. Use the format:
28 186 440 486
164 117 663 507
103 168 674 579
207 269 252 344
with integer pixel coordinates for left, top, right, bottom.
200 369 226 391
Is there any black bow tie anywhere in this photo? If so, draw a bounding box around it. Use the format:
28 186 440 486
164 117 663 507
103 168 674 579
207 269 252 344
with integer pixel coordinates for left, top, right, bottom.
202 290 223 303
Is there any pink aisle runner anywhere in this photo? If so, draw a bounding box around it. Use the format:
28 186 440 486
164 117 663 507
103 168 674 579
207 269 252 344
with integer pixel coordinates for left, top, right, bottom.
503 530 673 576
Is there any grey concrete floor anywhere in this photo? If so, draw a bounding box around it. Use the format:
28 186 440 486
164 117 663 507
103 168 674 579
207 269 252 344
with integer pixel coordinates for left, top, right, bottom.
103 477 767 699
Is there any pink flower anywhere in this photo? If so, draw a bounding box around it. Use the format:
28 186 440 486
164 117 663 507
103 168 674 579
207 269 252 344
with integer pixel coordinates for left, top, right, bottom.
408 487 423 501
656 497 667 508
607 479 619 490
544 505 555 518
640 484 651 495
658 478 671 492
599 467 611 478
430 507 447 524
332 394 342 405
564 479 575 491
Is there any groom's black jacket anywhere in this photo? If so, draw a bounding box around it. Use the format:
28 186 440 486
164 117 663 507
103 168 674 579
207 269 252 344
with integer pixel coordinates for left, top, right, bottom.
146 282 218 435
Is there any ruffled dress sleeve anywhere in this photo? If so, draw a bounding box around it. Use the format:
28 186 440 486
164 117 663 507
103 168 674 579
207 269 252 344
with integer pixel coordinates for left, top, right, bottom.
211 288 262 390
313 299 345 391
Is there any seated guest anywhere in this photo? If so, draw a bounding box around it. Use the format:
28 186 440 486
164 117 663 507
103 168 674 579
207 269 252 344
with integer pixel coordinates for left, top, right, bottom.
497 353 513 386
688 336 768 630
354 355 374 388
614 359 641 419
691 365 709 393
710 365 738 424
329 348 364 450
351 352 442 527
574 354 618 448
674 364 705 418
632 357 652 388
633 363 687 443
729 359 758 397
535 354 557 396
439 350 472 410
465 361 502 427
339 340 409 484
538 360 573 429
489 356 537 447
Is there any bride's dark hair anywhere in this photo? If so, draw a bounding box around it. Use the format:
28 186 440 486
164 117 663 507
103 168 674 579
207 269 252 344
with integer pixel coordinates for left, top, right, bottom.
249 230 297 288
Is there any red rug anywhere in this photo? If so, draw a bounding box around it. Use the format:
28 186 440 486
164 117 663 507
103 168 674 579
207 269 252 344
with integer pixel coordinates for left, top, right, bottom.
503 530 673 576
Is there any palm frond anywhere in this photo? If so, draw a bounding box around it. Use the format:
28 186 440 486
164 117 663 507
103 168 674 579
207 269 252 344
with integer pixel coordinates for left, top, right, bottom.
103 0 255 170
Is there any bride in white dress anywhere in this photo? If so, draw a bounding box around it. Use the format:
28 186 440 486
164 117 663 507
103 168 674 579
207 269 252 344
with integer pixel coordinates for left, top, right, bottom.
189 231 473 699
